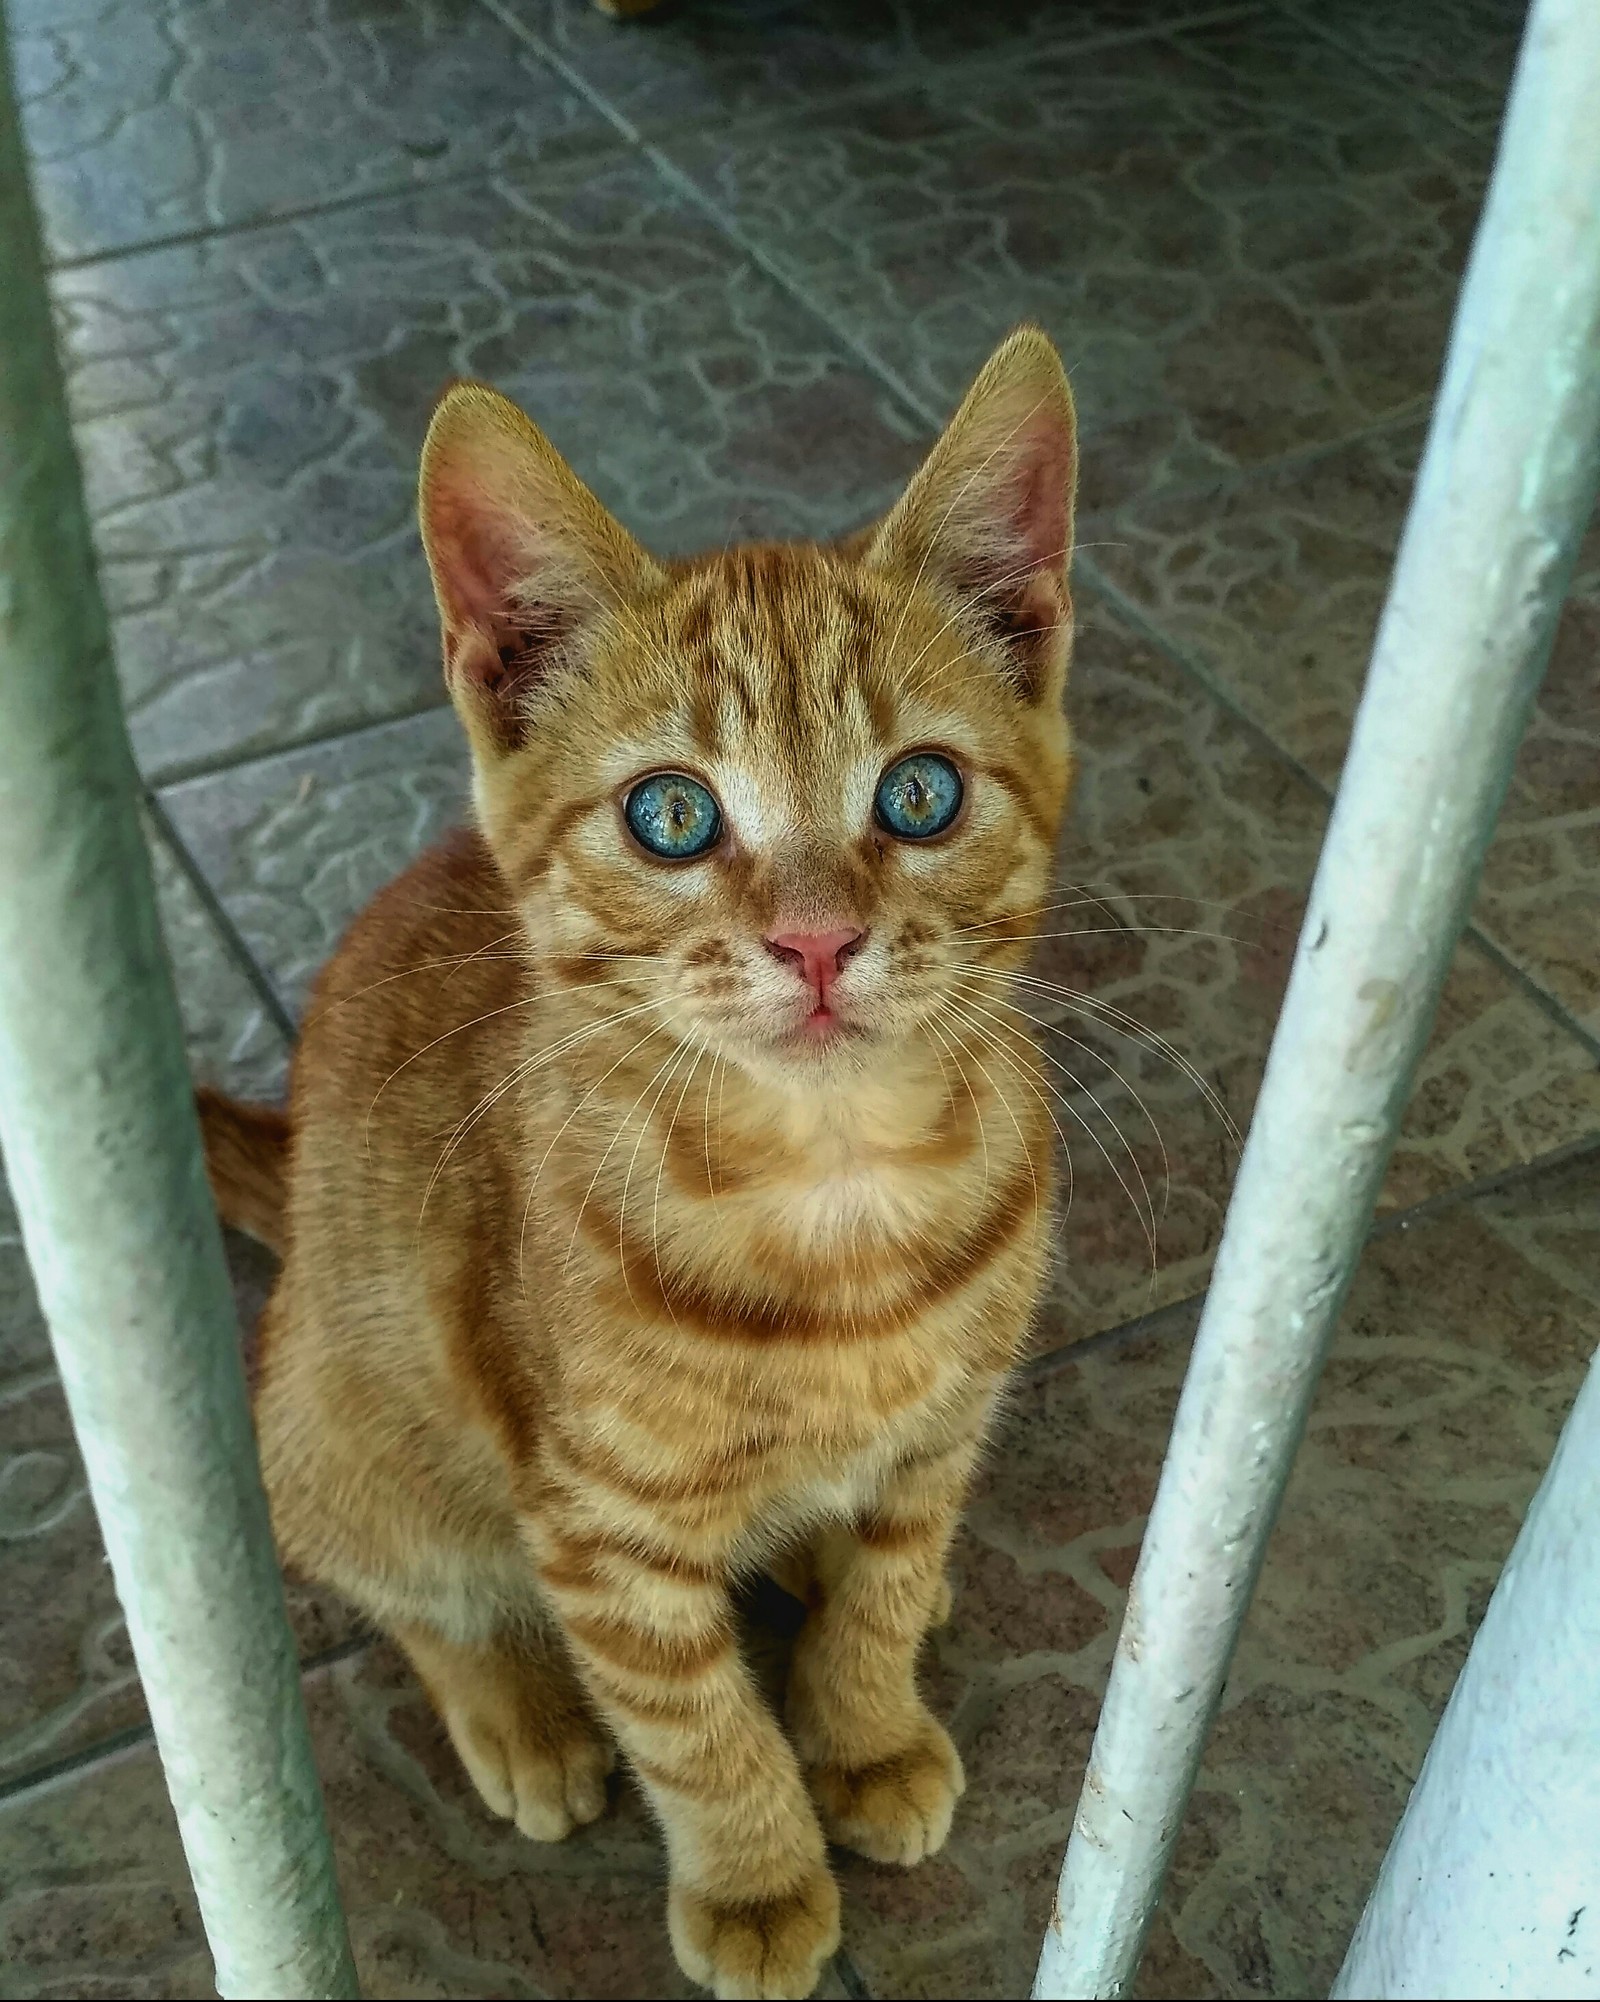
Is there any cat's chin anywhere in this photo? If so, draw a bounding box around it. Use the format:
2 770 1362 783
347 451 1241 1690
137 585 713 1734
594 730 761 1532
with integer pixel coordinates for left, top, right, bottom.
768 1025 873 1067
793 1006 867 1049
713 1020 882 1090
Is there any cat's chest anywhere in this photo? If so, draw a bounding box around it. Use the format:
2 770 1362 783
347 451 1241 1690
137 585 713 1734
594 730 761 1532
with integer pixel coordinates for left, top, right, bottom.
738 1406 928 1558
771 1165 921 1245
734 1132 975 1268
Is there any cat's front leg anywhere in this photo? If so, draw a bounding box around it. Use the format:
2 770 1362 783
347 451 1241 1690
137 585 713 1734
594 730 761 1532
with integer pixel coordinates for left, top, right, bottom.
785 1422 985 1868
528 1509 840 2001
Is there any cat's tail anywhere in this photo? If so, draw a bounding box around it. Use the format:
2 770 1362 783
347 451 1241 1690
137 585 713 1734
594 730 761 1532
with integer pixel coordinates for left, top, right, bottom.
196 1087 290 1255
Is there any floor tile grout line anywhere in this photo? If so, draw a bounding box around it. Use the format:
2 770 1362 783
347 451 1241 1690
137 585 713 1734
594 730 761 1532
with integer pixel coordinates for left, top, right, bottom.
506 0 1271 169
1078 395 1433 535
1077 549 1358 789
509 1 1420 505
480 0 1300 455
611 0 1276 145
0 1635 373 1812
1023 1127 1600 1383
1075 554 1600 1065
46 160 502 278
477 0 949 430
833 1946 873 2001
1452 916 1600 1065
143 790 301 1049
0 1718 160 1813
1366 1128 1600 1240
1274 0 1496 144
571 139 945 422
150 691 455 796
479 0 1272 150
1025 1292 1199 1380
1196 0 1492 150
38 0 1267 282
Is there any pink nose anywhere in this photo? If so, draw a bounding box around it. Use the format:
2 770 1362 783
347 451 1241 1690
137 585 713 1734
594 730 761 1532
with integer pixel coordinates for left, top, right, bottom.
764 927 867 1002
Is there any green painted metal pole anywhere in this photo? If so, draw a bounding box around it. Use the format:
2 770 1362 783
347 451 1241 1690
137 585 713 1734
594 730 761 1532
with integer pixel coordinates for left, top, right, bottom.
0 27 358 2001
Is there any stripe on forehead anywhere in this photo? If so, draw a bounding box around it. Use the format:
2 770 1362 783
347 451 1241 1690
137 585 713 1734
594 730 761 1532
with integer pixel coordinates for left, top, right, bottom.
672 548 895 765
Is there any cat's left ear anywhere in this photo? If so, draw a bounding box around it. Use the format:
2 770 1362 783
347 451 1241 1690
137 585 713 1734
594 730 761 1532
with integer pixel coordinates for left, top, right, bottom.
866 325 1077 702
418 381 663 758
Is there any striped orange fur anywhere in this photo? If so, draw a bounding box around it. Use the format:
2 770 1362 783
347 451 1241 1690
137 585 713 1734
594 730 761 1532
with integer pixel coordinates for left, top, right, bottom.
204 327 1078 2000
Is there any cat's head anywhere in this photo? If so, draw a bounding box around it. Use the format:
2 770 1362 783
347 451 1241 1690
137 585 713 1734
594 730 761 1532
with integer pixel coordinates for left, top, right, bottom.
418 327 1076 1086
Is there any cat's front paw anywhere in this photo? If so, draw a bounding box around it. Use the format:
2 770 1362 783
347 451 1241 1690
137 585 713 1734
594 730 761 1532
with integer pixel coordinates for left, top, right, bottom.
668 1867 841 2000
449 1701 615 1843
808 1715 965 1867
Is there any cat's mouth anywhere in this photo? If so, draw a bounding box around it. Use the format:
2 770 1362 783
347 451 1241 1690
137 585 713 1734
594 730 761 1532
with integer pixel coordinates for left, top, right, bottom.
782 1001 869 1051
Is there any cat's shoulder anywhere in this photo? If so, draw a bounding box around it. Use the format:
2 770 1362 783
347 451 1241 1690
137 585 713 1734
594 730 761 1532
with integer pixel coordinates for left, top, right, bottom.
303 824 523 1033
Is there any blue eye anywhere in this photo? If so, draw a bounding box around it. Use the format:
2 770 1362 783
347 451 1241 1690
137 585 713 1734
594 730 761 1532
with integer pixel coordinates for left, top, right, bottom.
874 752 964 841
624 772 723 860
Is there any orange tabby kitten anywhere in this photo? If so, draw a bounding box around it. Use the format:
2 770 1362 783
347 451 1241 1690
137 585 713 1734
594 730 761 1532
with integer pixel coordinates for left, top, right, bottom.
201 325 1077 2000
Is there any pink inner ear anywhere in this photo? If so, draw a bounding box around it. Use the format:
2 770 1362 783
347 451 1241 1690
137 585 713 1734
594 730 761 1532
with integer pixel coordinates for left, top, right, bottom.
1004 414 1075 575
426 474 541 638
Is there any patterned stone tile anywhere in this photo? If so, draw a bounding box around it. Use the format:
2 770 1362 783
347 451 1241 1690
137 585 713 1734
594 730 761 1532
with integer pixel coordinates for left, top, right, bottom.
1169 5 1494 409
498 0 1249 134
843 1147 1600 1999
5 1153 1590 1997
1090 425 1600 1036
159 709 472 1020
158 605 1600 1346
0 1640 851 2000
1027 605 1599 1337
0 831 354 1786
53 158 926 780
0 825 271 1375
0 819 288 1382
1282 0 1527 140
9 0 610 264
661 14 1478 517
143 818 290 1104
0 1335 356 1791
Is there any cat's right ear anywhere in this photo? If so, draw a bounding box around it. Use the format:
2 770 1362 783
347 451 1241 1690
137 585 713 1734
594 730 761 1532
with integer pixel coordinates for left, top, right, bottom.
418 383 662 755
865 326 1076 704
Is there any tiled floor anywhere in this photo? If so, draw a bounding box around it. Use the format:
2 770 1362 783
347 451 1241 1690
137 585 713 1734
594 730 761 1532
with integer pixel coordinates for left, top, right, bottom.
3 0 1596 1995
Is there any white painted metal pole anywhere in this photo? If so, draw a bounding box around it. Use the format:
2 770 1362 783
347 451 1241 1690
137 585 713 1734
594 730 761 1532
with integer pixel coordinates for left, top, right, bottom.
1033 1 1600 1993
1331 1349 1600 1999
0 29 358 2001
